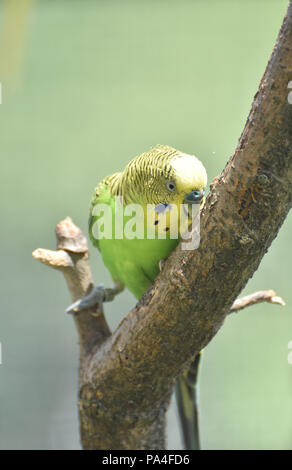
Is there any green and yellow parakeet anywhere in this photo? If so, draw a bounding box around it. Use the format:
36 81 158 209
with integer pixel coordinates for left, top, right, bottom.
68 144 207 450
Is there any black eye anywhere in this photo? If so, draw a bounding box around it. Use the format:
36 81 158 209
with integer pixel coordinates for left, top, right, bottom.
193 190 202 200
166 181 176 192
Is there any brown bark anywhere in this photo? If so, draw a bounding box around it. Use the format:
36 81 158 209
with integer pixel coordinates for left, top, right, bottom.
33 2 292 450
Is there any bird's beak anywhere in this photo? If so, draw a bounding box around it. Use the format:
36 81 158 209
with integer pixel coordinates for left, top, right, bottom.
184 189 205 204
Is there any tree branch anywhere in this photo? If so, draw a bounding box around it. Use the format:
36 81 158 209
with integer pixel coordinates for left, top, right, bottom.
33 2 292 450
33 217 111 360
229 289 285 313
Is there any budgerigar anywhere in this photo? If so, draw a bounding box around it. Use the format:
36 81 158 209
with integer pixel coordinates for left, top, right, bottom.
68 144 207 450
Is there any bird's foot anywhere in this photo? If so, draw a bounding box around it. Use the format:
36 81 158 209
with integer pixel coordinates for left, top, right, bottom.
66 281 124 314
159 259 167 271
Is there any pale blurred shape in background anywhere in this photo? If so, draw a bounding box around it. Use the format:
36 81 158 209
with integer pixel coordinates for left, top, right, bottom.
0 0 34 85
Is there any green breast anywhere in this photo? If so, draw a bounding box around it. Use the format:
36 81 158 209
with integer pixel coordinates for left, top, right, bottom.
89 183 179 299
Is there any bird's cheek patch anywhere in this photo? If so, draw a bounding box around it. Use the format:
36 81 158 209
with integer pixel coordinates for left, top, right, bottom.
154 203 170 214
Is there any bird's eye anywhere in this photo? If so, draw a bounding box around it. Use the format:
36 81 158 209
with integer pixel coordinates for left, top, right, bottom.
193 190 202 200
166 181 176 192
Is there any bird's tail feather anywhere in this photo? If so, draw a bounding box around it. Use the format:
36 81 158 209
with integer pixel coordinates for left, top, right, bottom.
175 352 201 450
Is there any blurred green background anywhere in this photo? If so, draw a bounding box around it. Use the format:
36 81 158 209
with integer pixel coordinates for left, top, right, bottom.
0 0 291 450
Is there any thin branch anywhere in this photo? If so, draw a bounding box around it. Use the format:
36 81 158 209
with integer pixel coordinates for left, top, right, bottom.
33 217 111 359
229 289 285 313
32 248 74 268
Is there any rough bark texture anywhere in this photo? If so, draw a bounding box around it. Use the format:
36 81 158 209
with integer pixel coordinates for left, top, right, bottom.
33 3 292 450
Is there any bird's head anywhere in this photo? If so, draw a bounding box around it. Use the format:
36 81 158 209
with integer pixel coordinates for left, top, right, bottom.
121 144 207 208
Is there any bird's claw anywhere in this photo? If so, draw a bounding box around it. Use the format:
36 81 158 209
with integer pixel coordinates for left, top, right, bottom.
65 281 124 314
159 259 167 271
66 284 108 314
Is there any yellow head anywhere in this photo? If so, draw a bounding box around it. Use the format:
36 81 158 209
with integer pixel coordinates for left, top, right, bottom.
112 144 207 237
120 144 207 207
